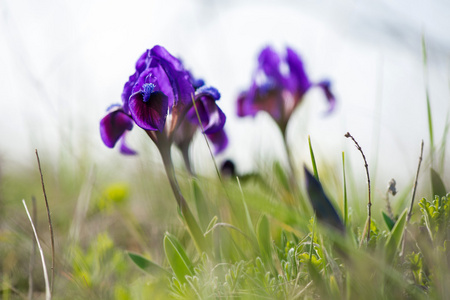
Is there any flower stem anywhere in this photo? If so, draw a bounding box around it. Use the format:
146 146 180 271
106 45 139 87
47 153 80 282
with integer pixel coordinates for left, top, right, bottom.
157 138 209 254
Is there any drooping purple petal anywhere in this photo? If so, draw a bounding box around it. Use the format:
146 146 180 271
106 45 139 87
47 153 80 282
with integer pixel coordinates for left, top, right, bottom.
100 109 134 148
236 92 249 117
186 99 209 127
195 86 220 101
317 80 336 114
187 86 225 134
119 135 137 155
202 100 226 134
207 129 228 155
128 91 168 131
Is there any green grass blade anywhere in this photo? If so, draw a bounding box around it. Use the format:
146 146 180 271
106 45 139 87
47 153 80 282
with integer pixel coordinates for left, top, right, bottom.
308 135 319 180
256 214 272 264
430 168 447 197
342 152 348 227
422 34 434 162
236 177 258 247
191 179 210 231
384 208 408 262
163 233 194 283
127 252 170 276
381 211 395 231
273 161 290 192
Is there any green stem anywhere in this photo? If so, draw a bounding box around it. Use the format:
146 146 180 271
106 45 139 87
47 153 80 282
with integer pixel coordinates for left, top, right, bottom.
282 130 297 186
156 134 209 254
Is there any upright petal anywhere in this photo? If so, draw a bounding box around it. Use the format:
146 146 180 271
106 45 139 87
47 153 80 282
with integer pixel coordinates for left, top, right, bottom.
258 46 285 86
100 109 134 148
286 47 311 96
149 46 194 106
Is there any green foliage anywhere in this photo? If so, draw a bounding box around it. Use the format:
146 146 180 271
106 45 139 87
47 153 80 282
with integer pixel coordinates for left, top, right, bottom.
163 233 194 284
127 252 169 277
418 194 450 242
430 168 447 198
384 208 407 262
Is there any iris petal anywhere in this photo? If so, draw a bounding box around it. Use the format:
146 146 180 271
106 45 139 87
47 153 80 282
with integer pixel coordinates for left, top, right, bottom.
202 99 226 134
119 135 137 155
128 91 169 131
100 109 134 148
207 129 228 155
286 47 311 95
317 80 336 114
258 46 285 86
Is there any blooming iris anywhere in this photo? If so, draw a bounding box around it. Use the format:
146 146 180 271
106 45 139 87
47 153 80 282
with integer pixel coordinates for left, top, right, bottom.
237 46 336 132
100 45 227 155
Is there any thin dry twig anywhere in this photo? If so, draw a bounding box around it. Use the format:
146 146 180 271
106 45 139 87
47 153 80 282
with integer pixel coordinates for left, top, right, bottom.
22 199 51 300
35 149 55 294
407 140 425 223
345 132 372 243
400 140 424 256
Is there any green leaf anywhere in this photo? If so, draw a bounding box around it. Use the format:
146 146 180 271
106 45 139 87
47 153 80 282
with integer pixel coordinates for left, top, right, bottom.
308 135 319 180
273 161 290 192
382 211 395 231
257 214 272 264
236 177 258 249
384 208 408 262
127 252 170 276
191 179 210 231
180 204 210 255
342 152 348 227
431 168 446 198
163 233 194 283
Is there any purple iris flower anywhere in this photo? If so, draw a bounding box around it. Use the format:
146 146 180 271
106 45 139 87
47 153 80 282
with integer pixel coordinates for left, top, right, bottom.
100 45 227 157
237 46 336 132
175 85 228 156
122 46 194 131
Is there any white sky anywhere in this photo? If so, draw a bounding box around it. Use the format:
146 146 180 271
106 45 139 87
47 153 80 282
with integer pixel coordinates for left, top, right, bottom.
1 0 449 194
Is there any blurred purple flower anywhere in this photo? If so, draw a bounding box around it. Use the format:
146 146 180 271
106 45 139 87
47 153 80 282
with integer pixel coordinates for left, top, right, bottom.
237 46 336 131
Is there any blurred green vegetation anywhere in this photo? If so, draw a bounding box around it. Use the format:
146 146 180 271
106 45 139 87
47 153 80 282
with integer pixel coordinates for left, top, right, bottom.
0 139 449 299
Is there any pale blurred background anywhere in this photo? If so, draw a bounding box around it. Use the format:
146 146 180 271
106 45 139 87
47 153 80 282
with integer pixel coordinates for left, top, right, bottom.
1 0 449 194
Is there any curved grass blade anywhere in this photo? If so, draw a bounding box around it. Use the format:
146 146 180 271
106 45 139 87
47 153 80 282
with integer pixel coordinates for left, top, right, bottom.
257 214 272 264
385 208 407 262
127 252 170 276
382 211 395 231
163 233 194 283
308 135 319 180
342 152 348 227
430 168 446 198
191 179 210 231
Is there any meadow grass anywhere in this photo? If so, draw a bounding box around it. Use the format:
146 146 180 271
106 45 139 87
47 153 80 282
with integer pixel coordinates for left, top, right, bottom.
1 38 449 300
1 124 449 300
